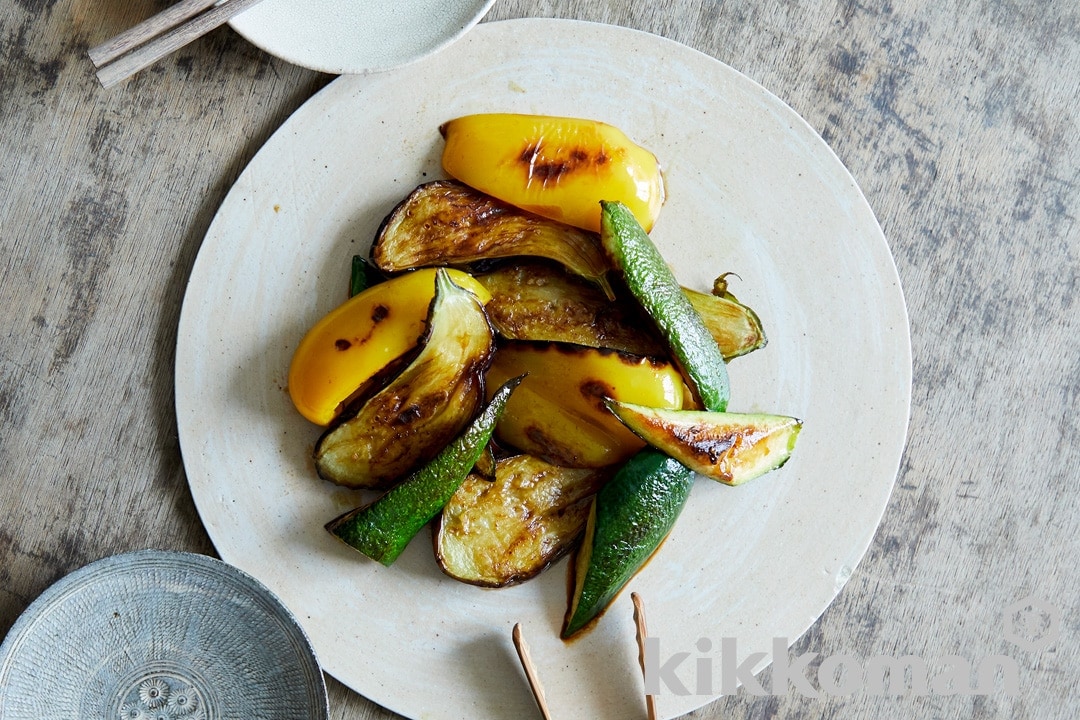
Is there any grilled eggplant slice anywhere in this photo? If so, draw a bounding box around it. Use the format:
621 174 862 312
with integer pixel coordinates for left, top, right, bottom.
476 261 666 356
314 269 495 488
325 376 522 566
604 400 801 485
475 261 766 360
685 284 766 360
288 267 490 426
435 454 609 587
485 341 690 468
371 180 614 297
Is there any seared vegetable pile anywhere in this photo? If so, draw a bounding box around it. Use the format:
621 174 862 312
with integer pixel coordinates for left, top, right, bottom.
288 113 802 639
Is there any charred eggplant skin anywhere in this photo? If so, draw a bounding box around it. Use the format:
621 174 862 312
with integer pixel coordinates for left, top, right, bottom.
325 376 523 566
435 455 608 587
371 180 614 297
314 269 495 488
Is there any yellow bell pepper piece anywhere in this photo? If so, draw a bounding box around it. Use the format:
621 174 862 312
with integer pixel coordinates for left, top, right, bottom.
289 268 491 426
440 114 665 233
485 342 688 468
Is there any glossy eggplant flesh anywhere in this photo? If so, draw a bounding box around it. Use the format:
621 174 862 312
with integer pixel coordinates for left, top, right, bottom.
435 454 609 587
475 260 667 356
370 180 614 297
315 269 495 489
684 284 766 361
476 261 767 361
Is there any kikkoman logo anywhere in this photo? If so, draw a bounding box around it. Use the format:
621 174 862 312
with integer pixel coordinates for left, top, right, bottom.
644 595 1061 698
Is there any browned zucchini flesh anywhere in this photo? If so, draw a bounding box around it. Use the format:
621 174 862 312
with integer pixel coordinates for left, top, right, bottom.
371 180 614 297
314 269 495 488
435 454 609 586
605 400 801 485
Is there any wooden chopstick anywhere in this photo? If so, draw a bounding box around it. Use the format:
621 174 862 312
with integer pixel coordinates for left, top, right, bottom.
512 598 656 720
88 0 218 67
89 0 267 89
512 623 554 720
632 593 658 720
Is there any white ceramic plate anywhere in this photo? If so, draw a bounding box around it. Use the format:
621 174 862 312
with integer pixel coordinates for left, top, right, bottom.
229 0 497 75
0 550 327 719
176 18 911 720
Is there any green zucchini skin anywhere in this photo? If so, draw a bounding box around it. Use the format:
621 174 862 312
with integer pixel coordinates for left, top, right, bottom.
326 375 522 566
562 448 694 638
599 200 731 412
349 254 385 297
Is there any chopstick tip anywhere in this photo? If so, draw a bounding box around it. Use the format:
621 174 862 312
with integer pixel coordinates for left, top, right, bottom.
632 593 658 720
512 622 554 720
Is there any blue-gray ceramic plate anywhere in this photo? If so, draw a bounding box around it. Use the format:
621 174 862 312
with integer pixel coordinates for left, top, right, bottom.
0 550 328 720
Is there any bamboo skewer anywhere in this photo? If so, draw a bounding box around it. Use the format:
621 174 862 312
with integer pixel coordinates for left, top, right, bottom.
512 623 554 720
632 593 659 720
88 0 266 88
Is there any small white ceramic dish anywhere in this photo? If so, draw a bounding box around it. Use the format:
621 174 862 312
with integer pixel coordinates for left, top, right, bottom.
229 0 498 75
176 18 911 720
0 550 328 720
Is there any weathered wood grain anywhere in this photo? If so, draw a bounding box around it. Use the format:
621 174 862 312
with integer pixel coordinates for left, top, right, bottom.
1 1 1076 719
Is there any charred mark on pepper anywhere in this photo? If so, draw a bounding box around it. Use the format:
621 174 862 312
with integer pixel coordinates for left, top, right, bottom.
333 304 390 352
518 143 611 186
579 380 617 411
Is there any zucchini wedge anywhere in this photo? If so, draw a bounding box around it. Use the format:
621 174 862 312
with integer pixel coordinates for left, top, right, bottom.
563 449 694 638
605 400 801 485
435 455 609 587
372 180 614 297
326 376 522 566
600 200 731 412
314 269 495 488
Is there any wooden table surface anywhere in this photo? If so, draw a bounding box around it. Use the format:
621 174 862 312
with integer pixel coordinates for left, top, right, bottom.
1 1 1076 718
